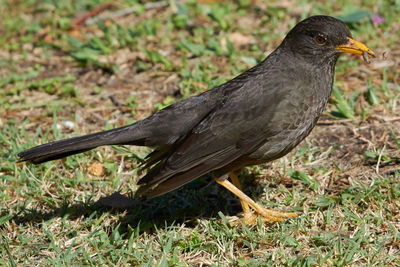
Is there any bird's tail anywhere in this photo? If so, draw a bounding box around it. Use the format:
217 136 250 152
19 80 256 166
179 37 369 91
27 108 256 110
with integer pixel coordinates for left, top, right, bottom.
18 124 143 164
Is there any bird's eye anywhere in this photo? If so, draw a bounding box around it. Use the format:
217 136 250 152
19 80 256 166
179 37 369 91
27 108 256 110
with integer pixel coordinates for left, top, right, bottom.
314 35 327 45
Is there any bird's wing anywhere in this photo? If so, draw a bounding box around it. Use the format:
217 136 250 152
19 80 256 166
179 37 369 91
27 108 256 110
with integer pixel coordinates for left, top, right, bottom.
123 89 223 147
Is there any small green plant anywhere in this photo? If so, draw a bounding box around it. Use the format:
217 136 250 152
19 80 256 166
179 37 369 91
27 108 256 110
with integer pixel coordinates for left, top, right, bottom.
126 96 138 116
144 50 173 71
330 86 358 119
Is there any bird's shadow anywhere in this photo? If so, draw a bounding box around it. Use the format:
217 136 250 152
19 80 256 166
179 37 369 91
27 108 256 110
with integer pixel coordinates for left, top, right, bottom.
4 173 266 234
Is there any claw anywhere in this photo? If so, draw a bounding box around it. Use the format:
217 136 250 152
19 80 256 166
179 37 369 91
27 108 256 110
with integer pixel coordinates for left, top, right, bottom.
216 172 298 227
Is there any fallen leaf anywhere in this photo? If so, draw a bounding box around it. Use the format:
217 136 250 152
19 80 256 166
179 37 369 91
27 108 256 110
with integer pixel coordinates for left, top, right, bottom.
88 162 105 176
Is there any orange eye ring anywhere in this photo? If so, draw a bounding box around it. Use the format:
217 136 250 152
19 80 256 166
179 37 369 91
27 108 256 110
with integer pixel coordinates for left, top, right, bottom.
315 35 326 45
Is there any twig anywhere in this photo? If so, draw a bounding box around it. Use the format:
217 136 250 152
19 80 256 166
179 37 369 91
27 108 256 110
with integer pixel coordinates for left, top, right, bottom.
375 145 386 177
73 2 113 28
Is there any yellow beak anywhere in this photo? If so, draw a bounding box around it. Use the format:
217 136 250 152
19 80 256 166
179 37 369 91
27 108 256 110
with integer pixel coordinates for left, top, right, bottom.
336 37 375 59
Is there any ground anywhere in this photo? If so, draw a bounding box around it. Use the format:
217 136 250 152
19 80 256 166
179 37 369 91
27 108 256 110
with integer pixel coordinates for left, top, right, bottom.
0 0 399 265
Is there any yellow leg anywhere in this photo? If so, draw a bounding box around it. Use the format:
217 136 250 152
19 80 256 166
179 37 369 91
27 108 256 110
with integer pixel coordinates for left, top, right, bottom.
216 174 298 225
229 172 251 216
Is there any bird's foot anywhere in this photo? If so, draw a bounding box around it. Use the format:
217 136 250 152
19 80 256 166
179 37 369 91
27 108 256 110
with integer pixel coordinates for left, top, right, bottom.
216 176 298 226
230 207 298 227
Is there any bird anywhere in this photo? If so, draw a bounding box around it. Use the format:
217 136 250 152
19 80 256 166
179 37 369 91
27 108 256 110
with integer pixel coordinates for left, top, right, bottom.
18 15 375 225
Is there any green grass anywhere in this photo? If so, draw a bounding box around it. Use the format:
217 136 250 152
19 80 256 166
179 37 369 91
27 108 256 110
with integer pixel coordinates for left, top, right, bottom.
1 0 400 265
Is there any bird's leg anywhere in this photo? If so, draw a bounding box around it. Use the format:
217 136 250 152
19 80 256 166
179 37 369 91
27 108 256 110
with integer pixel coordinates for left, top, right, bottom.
229 172 255 222
216 174 298 225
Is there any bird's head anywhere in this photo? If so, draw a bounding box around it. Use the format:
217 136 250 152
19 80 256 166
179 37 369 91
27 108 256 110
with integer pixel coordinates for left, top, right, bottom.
281 15 375 65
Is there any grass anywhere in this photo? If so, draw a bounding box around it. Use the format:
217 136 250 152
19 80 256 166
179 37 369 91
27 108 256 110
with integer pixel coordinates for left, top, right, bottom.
1 0 400 265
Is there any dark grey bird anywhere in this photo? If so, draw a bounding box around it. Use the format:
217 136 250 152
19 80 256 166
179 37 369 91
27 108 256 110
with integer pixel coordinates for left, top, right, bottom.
18 15 375 225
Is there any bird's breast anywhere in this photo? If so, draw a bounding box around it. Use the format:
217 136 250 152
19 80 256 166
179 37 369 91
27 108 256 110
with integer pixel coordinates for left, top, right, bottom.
250 70 333 162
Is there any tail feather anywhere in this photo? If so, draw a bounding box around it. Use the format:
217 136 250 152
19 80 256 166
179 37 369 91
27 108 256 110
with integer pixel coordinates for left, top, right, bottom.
18 124 143 164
